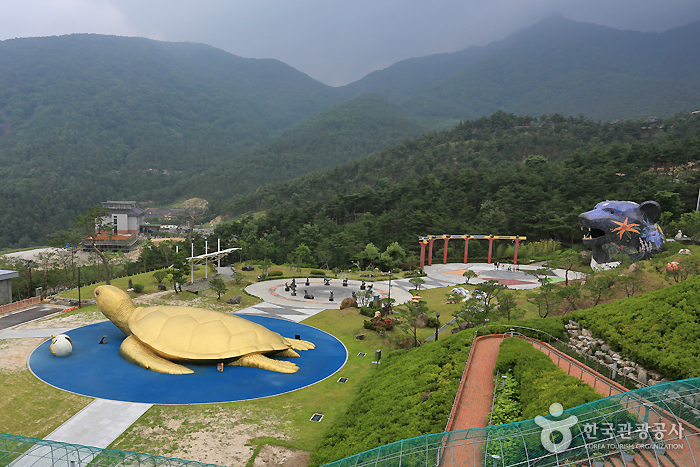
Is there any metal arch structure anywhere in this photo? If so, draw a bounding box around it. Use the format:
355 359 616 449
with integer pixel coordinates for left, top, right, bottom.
0 432 221 467
418 235 527 268
186 242 240 281
321 377 700 467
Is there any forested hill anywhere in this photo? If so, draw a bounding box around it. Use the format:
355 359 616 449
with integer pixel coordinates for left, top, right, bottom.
0 34 342 248
340 15 700 124
216 111 700 265
0 34 340 170
155 94 430 207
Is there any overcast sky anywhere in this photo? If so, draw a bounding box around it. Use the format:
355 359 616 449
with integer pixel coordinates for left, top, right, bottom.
2 1 700 86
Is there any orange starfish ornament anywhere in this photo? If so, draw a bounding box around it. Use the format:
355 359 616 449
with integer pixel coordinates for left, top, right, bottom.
611 218 640 239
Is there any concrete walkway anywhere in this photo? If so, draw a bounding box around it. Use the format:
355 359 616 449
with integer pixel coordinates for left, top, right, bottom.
45 399 152 448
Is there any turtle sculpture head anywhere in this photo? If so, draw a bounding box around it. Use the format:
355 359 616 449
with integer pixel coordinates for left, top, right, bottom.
93 285 314 375
94 285 135 336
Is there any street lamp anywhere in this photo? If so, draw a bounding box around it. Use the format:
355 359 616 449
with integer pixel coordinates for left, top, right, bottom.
435 312 440 341
25 259 33 298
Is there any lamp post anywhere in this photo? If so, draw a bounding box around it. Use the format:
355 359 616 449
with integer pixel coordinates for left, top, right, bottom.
435 312 440 341
25 259 33 298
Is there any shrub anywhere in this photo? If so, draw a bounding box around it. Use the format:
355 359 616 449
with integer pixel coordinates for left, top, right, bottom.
360 306 375 317
494 337 602 420
310 269 325 275
426 317 440 328
309 331 473 466
268 270 283 277
571 274 700 379
132 283 145 293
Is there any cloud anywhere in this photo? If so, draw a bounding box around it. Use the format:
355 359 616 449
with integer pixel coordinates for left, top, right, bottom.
1 0 136 39
1 0 699 85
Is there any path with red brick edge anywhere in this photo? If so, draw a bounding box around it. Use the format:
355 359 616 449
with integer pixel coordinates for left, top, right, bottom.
447 334 503 431
440 335 503 467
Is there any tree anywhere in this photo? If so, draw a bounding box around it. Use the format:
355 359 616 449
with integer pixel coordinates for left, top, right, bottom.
463 270 478 284
524 268 554 287
526 284 558 318
152 270 168 284
359 243 379 270
380 242 406 272
210 277 227 300
354 290 374 307
232 272 245 284
166 251 188 293
557 284 581 311
395 299 429 348
75 205 113 285
409 277 425 290
453 296 488 327
292 244 315 271
495 291 524 321
48 228 84 288
474 280 507 312
583 270 615 305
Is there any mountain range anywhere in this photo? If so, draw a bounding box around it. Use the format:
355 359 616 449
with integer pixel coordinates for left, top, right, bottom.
1 15 700 248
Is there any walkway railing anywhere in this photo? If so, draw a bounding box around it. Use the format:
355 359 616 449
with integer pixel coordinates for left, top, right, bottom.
0 296 41 316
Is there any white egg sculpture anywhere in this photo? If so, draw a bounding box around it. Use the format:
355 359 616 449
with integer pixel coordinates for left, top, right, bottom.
50 334 73 357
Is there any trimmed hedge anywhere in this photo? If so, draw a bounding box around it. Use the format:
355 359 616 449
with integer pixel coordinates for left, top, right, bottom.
494 337 602 420
475 317 566 341
571 274 700 379
268 270 284 277
309 331 473 466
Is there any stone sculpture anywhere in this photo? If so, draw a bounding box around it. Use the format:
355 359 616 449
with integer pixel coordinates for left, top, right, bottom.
93 285 314 374
579 200 664 268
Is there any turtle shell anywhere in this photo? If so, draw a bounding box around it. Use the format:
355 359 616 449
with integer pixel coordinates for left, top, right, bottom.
128 305 290 361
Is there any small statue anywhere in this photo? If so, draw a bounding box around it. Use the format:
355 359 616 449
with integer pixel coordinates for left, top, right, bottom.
305 278 310 286
323 277 330 286
329 291 334 302
360 280 366 290
291 278 296 286
284 282 290 292
342 279 348 287
352 291 356 299
367 284 373 292
304 290 314 299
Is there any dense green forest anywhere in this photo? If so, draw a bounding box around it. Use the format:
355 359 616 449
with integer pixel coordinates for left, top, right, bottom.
213 111 700 267
2 17 700 249
152 94 430 206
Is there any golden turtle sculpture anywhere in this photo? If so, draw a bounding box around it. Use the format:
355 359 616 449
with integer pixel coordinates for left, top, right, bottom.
93 285 314 375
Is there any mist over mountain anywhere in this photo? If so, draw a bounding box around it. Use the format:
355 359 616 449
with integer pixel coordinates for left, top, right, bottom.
341 15 700 124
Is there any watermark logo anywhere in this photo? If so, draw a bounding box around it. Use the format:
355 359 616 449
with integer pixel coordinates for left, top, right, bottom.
534 403 579 453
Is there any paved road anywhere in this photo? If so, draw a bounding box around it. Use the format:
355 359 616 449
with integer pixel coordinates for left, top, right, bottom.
0 305 65 331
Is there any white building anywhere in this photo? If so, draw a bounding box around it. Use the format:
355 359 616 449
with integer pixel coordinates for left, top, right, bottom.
101 201 145 235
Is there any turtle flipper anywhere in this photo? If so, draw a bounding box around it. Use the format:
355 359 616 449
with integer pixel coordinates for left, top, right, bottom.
120 335 193 375
284 338 315 351
230 353 299 373
270 349 300 358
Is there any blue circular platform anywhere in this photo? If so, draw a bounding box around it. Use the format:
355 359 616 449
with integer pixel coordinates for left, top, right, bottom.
29 315 347 405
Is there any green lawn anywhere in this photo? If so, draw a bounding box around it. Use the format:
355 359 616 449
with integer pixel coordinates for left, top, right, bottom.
110 306 394 454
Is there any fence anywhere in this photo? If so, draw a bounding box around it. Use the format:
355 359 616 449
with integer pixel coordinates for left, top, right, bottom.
322 377 700 467
0 432 222 467
0 297 41 316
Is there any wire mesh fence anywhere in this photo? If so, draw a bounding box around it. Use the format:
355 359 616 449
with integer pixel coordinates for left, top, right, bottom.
322 377 700 467
0 433 222 467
